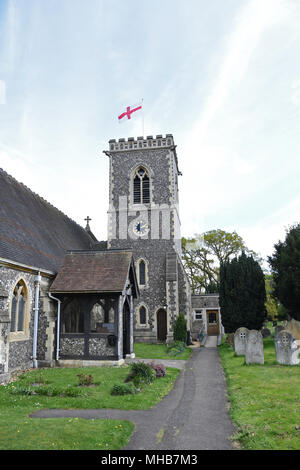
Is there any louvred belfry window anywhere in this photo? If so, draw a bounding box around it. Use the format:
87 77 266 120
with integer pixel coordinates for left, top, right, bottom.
133 167 150 204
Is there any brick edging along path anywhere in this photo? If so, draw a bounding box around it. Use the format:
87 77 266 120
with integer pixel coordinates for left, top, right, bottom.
30 348 237 450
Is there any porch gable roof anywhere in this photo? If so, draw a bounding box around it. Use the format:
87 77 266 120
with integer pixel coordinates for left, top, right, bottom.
49 249 139 296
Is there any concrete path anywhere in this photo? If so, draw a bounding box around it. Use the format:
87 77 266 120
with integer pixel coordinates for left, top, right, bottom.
30 347 236 450
204 335 218 348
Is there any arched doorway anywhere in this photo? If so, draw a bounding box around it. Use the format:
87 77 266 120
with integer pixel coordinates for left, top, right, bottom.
157 309 167 342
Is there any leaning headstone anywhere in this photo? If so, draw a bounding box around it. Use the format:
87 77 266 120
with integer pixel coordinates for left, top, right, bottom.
275 325 284 337
234 327 249 356
275 330 300 365
245 330 264 365
261 327 271 338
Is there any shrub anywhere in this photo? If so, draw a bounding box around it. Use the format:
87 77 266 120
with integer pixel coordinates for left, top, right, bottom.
111 383 138 396
167 340 187 356
173 313 187 344
150 361 166 377
77 373 94 386
125 362 156 385
10 385 35 396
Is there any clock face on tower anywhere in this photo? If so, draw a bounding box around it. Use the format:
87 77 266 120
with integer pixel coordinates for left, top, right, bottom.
133 220 149 237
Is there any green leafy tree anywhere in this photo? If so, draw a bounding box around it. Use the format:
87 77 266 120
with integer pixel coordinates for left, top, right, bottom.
268 223 300 321
264 274 279 321
182 229 258 294
219 252 267 333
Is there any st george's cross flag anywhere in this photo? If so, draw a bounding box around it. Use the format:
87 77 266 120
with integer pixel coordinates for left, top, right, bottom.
118 103 142 123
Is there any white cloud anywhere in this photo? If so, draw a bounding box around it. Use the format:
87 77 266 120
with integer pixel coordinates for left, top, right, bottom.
232 152 256 176
291 80 300 105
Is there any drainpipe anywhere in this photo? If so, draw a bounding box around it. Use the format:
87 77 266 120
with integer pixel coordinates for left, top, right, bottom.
48 293 61 361
32 272 42 369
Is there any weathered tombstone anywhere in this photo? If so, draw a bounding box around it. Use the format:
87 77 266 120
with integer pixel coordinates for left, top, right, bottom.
275 330 300 365
261 327 271 338
234 327 249 356
275 325 284 337
245 330 264 365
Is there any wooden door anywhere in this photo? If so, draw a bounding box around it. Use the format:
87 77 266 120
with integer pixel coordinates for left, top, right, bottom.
206 310 219 336
157 309 167 342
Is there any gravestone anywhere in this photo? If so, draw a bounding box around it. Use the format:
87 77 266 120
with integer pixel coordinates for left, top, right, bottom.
234 327 249 356
261 327 271 338
245 330 264 365
275 330 300 365
275 325 284 337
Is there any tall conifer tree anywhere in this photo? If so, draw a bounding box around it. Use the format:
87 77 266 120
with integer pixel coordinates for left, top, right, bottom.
268 223 300 321
219 252 266 332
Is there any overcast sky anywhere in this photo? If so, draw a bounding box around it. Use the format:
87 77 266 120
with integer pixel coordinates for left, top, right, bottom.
1 0 300 266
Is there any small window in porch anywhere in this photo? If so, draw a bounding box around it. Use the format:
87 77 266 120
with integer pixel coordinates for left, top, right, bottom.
90 303 105 333
62 299 84 333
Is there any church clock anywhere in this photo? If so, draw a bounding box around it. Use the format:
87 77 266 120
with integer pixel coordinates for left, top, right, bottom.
133 220 149 237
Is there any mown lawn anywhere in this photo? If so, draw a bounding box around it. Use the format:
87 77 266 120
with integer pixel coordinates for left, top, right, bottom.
134 342 192 360
219 337 300 450
0 364 179 450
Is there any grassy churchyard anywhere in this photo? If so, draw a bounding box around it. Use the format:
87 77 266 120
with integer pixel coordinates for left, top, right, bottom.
0 364 179 450
219 335 300 450
134 341 192 360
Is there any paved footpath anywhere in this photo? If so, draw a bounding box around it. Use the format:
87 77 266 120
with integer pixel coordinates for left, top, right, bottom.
31 345 236 450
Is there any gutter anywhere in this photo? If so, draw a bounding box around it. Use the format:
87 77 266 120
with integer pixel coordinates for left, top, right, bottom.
32 272 42 368
48 293 61 361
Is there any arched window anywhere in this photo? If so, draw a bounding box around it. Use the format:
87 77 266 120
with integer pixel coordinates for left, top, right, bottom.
139 260 146 286
139 306 147 325
10 281 27 333
133 167 150 204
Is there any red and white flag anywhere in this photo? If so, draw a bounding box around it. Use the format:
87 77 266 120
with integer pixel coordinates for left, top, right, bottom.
118 103 142 123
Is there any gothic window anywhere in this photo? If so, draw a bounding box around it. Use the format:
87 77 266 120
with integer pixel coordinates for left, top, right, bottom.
62 299 84 333
133 167 150 204
139 260 146 286
10 281 27 333
139 306 147 325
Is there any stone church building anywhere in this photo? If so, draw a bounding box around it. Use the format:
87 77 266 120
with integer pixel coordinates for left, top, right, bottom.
0 134 222 382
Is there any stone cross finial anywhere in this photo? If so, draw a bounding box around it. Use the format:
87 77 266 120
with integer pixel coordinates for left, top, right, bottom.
84 216 92 231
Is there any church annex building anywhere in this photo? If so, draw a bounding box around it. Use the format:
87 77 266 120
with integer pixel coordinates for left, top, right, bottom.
0 134 223 382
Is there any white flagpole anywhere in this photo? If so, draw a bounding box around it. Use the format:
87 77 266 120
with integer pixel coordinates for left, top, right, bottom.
141 98 144 137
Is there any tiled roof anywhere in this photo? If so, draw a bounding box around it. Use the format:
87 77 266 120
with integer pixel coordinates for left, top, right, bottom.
49 250 138 294
0 168 96 272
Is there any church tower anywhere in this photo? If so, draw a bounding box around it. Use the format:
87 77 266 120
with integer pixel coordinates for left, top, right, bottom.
105 134 191 343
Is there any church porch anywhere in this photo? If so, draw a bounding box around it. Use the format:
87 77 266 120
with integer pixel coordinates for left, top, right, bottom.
49 250 139 366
